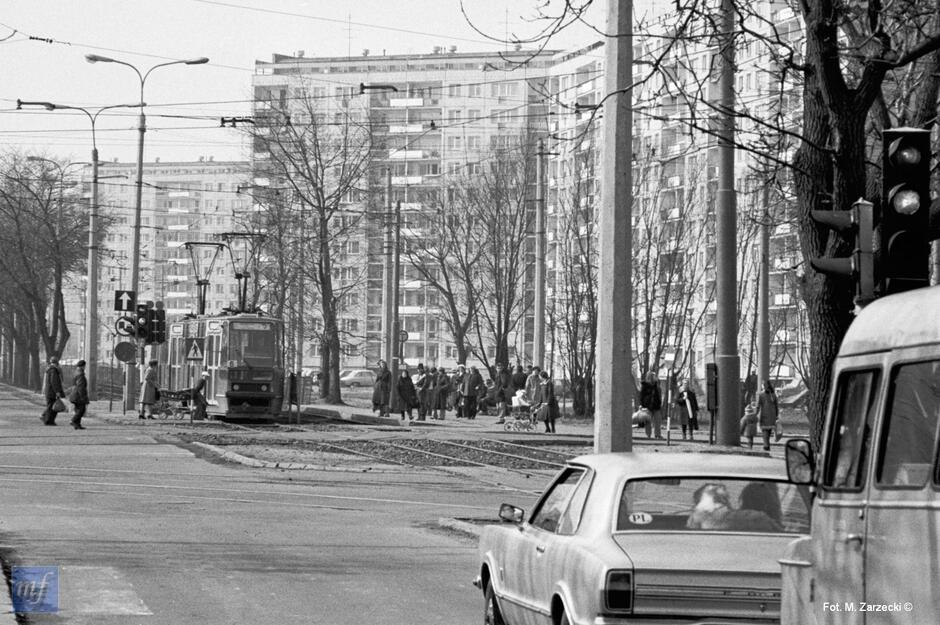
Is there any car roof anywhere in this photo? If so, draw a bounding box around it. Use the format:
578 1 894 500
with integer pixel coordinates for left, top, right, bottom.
567 452 787 480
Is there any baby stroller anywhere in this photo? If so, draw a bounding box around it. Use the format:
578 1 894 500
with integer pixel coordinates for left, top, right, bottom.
504 390 536 431
153 389 191 420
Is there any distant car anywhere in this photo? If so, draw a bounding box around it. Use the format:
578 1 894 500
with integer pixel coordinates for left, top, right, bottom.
339 369 375 388
474 453 811 625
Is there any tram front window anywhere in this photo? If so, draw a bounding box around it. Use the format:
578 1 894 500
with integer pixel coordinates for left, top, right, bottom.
230 322 277 367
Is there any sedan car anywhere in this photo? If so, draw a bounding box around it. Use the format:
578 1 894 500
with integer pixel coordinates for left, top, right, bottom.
474 452 811 625
339 369 375 388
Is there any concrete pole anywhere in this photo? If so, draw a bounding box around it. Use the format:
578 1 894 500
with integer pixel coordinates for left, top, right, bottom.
383 169 394 369
84 149 100 399
389 200 402 413
758 184 770 390
595 0 633 453
295 202 305 377
533 139 546 369
124 109 146 412
715 0 740 445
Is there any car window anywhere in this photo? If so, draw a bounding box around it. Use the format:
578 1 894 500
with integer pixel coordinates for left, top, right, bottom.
822 369 880 491
529 467 586 533
556 470 593 535
616 477 810 534
877 360 940 488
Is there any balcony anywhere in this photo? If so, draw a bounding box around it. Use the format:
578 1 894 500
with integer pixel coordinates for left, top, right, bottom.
388 149 426 160
391 176 424 185
389 124 425 133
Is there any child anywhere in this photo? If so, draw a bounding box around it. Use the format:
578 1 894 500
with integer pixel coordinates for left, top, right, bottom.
740 402 759 448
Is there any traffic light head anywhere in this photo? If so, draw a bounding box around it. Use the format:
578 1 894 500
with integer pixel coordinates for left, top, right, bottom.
882 128 931 295
153 309 167 344
809 199 875 306
136 303 151 342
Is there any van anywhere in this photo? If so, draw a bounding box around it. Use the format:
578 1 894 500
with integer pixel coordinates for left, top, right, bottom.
781 286 940 625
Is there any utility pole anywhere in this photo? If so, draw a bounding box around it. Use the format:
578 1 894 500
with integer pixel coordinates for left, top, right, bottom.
389 200 402 413
758 183 770 390
85 150 100 399
595 0 633 453
533 139 547 370
715 0 740 445
383 169 394 370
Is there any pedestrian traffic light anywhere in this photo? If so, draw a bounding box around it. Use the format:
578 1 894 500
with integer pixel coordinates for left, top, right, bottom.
881 128 930 295
135 303 151 341
809 198 875 306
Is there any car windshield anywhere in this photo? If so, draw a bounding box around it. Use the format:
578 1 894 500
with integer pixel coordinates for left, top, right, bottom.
616 477 811 534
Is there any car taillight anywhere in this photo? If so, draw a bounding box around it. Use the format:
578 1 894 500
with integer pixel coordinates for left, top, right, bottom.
604 570 633 612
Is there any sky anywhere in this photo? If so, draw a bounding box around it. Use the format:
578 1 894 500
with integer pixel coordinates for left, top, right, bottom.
0 0 621 165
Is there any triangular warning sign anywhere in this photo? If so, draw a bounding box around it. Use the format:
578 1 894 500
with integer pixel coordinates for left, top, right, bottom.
187 340 204 360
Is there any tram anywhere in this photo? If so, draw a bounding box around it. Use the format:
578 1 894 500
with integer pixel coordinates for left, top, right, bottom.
156 312 286 420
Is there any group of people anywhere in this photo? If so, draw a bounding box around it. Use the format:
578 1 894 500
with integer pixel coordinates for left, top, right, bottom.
636 371 700 440
41 356 88 429
370 361 560 432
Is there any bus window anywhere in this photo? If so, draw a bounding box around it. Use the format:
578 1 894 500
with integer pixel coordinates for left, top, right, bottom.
822 369 880 490
877 360 940 488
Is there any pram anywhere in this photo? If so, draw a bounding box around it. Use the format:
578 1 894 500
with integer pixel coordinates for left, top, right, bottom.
152 389 191 420
504 390 536 431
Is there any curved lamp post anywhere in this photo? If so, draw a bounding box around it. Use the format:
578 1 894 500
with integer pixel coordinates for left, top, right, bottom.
85 54 207 408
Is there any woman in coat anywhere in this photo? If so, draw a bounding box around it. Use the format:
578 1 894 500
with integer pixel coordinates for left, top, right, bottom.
433 369 451 420
756 381 779 451
41 356 66 425
639 371 663 439
139 359 159 420
534 371 558 433
675 382 699 441
69 359 89 430
397 369 417 421
372 360 390 417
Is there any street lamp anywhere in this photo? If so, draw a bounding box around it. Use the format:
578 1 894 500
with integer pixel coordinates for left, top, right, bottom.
85 53 207 408
18 100 140 399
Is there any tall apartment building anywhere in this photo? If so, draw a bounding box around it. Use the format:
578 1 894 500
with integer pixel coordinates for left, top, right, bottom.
62 158 252 362
251 47 555 370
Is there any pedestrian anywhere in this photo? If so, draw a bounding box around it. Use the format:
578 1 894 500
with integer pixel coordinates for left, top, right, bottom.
533 370 558 433
478 378 498 415
139 359 160 420
433 368 451 420
417 366 435 420
675 381 699 441
41 356 66 426
740 402 759 448
756 380 779 451
525 365 541 406
461 365 485 420
190 370 210 421
495 362 513 423
372 360 391 417
453 365 467 418
511 364 527 394
68 359 89 430
639 371 663 439
397 369 417 421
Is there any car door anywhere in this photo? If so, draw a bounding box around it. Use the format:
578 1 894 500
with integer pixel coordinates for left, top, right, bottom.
864 357 940 625
516 467 587 625
812 366 880 625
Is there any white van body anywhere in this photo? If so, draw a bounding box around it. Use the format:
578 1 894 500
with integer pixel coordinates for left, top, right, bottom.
781 286 940 625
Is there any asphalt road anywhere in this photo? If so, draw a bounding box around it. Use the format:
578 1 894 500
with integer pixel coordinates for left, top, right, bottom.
0 387 538 624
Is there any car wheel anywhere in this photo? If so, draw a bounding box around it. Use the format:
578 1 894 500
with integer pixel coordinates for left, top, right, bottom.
484 580 507 625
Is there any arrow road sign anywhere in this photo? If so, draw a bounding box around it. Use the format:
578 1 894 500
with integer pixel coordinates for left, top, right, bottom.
115 316 136 337
114 290 135 312
185 337 206 362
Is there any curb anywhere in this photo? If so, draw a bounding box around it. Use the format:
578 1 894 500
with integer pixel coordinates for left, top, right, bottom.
299 405 401 426
189 441 402 473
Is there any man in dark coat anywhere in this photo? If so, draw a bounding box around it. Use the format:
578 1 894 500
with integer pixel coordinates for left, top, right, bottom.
42 356 66 425
495 363 513 423
372 360 391 417
461 366 485 420
397 369 417 421
639 371 663 439
68 359 89 430
511 365 527 394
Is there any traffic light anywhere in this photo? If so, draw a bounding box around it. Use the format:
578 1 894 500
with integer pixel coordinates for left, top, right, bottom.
810 199 875 306
881 128 930 295
152 308 167 344
135 303 151 342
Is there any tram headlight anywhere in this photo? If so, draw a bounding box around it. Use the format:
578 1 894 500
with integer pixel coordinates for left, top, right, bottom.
261 384 268 392
232 384 240 391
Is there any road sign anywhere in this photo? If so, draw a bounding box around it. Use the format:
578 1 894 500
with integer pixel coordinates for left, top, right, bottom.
115 316 137 337
399 330 409 343
113 290 135 312
184 337 206 362
114 341 136 363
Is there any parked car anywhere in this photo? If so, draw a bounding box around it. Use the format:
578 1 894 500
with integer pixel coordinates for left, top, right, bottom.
339 369 375 388
474 453 811 625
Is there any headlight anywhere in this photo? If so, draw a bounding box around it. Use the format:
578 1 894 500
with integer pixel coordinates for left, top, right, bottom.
232 384 240 391
261 385 268 392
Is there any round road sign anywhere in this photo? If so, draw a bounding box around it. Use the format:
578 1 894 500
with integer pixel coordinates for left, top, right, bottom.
114 341 137 363
398 330 409 343
115 316 137 337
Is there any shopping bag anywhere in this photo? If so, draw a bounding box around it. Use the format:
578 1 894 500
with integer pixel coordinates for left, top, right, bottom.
774 418 784 442
52 397 66 413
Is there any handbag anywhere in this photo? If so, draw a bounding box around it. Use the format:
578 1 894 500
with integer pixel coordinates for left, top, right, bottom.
155 388 161 401
52 397 66 413
774 418 784 442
